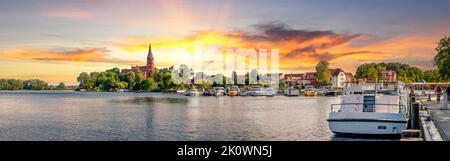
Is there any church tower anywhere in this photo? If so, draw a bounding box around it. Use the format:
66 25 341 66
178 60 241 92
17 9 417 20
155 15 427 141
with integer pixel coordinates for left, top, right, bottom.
146 43 155 75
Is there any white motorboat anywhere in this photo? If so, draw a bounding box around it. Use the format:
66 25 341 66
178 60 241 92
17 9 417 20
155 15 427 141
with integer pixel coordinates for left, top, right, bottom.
264 87 276 97
285 87 300 96
214 87 225 96
186 89 200 96
239 88 251 96
327 82 408 136
250 86 264 96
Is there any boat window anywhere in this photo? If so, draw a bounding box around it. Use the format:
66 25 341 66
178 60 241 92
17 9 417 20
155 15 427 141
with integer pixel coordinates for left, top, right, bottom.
363 96 375 112
377 126 387 130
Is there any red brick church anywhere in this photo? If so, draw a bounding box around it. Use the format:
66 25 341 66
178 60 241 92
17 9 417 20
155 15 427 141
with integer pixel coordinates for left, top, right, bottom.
121 43 155 79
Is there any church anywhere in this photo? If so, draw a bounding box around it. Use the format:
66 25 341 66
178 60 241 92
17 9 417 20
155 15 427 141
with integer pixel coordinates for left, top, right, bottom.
121 43 155 79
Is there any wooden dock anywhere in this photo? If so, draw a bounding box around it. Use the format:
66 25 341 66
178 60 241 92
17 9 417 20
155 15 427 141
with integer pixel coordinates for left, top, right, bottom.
421 100 450 141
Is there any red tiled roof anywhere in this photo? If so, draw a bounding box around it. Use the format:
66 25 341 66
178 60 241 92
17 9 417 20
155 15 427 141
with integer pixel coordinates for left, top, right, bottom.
329 68 344 77
345 72 353 78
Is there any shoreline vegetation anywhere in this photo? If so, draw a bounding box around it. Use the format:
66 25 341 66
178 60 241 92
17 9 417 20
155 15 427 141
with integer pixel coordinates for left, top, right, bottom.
0 79 77 91
2 36 449 92
75 66 278 93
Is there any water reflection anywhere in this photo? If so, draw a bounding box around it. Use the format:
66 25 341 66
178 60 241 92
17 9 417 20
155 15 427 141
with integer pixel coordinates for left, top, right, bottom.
111 97 189 104
0 91 394 141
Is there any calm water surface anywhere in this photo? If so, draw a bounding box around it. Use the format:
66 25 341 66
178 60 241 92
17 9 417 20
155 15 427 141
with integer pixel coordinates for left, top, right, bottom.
0 91 389 141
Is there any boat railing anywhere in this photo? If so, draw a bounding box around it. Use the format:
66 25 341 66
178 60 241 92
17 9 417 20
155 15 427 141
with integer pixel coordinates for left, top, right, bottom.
330 103 406 114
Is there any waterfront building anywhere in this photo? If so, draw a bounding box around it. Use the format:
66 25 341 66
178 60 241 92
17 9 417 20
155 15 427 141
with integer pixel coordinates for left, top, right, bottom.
381 70 397 82
345 73 354 83
284 74 304 81
121 43 155 79
330 68 353 88
283 74 304 86
330 68 346 88
282 69 354 88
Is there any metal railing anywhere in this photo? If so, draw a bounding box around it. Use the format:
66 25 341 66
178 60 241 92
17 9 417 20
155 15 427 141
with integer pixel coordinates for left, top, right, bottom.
330 103 406 113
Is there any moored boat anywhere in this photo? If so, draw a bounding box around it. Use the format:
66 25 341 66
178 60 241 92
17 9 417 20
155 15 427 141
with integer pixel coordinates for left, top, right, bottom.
264 87 276 97
285 87 300 96
214 87 225 96
305 86 318 96
228 86 240 96
327 82 408 136
186 88 200 96
250 86 264 96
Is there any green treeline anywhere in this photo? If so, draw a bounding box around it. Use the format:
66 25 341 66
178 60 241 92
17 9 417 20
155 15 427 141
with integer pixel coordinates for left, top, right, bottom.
77 67 173 92
354 62 445 83
354 36 450 83
0 79 70 90
77 66 278 92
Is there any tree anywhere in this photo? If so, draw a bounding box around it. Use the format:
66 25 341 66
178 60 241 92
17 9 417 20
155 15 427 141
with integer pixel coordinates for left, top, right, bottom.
0 79 24 90
315 60 331 84
106 67 121 75
367 66 378 81
141 78 158 92
23 79 48 90
77 72 93 90
355 62 425 82
376 64 386 80
279 80 287 90
57 82 65 89
232 71 238 85
434 36 450 80
155 68 173 90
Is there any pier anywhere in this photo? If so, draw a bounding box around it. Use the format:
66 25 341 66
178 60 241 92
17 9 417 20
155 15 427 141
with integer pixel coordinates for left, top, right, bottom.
417 93 449 141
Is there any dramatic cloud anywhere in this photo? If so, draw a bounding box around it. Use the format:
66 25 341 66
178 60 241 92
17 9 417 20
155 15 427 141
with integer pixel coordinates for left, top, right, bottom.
0 48 138 65
3 22 438 75
114 22 373 72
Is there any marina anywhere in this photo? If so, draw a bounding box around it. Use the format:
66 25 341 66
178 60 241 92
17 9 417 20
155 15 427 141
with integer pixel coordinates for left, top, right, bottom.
0 90 386 141
1 82 448 141
418 94 450 141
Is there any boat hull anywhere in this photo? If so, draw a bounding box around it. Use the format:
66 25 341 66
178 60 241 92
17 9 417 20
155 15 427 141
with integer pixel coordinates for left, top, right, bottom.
228 91 239 96
305 92 318 96
328 112 407 135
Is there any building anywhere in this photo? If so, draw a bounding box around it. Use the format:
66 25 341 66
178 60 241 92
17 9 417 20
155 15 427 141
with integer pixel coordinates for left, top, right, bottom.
284 74 304 81
121 43 155 79
304 72 318 87
330 68 346 88
345 73 354 83
304 72 316 80
281 69 353 88
283 74 305 86
330 68 354 88
381 70 397 82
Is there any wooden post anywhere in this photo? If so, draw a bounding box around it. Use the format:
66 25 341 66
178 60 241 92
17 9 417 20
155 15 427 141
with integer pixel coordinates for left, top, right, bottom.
411 102 420 130
407 90 415 129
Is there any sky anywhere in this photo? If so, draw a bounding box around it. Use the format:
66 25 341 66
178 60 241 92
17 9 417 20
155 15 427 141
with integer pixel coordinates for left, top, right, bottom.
1 0 450 84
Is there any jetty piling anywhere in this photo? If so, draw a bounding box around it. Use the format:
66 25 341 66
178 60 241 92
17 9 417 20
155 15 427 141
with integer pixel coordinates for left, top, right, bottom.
442 93 448 110
411 102 420 130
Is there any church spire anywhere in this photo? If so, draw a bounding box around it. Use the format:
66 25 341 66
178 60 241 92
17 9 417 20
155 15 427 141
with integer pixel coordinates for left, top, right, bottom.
147 43 153 58
146 43 155 77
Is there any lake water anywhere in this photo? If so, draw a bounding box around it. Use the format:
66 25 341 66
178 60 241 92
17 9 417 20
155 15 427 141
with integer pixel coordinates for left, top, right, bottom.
0 91 389 141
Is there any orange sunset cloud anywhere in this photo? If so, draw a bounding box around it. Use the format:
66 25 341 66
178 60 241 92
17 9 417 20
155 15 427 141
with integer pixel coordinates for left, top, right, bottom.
113 23 384 72
0 48 139 65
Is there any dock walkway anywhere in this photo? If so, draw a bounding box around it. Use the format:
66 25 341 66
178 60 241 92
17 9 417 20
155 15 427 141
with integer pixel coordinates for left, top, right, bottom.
421 100 450 141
